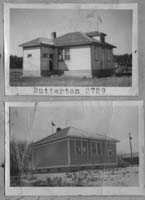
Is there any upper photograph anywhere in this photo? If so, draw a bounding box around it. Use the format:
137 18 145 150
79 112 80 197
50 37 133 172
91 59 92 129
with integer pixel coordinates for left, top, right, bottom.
4 3 138 96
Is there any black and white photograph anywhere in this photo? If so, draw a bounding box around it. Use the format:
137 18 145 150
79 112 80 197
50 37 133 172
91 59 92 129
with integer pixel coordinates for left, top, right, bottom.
4 3 138 96
5 101 144 196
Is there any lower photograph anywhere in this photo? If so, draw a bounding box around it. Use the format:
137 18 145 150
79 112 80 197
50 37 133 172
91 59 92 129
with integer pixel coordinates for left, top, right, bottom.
5 101 144 196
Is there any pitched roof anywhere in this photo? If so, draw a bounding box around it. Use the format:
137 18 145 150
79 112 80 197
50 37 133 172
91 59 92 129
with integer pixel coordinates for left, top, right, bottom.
19 31 116 48
54 32 92 46
32 126 119 147
19 37 54 47
86 31 107 37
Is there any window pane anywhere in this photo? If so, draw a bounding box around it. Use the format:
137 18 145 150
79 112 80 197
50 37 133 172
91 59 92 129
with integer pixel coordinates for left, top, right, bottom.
107 49 111 61
76 140 81 154
97 143 102 155
92 142 96 155
108 150 113 159
43 53 48 58
65 48 70 60
82 141 87 155
95 47 99 60
88 141 91 155
27 54 32 58
58 49 63 61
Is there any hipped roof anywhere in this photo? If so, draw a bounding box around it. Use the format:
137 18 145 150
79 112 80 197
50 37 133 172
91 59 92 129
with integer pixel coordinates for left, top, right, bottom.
20 31 116 48
32 126 119 147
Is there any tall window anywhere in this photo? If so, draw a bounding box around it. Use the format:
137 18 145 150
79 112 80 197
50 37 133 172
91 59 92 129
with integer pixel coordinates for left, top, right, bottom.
108 150 113 160
75 140 81 154
95 47 99 60
65 48 70 60
58 49 63 61
97 143 102 155
82 141 88 155
107 49 111 61
91 142 96 155
88 141 91 155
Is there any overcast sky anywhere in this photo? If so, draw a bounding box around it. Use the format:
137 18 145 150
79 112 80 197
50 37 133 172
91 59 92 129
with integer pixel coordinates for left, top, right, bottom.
10 8 132 56
10 102 138 154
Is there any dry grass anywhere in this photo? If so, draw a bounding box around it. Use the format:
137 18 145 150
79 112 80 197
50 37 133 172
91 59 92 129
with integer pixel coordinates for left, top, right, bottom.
10 166 138 187
10 69 132 87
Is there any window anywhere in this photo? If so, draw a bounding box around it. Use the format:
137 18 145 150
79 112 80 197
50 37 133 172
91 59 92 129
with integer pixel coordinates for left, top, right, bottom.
58 48 70 61
107 49 111 61
27 54 32 58
97 143 102 155
65 48 70 60
91 142 96 155
108 150 113 160
82 141 88 155
88 141 91 155
75 140 81 154
43 53 48 58
107 142 112 149
102 142 105 154
95 47 99 60
58 49 63 61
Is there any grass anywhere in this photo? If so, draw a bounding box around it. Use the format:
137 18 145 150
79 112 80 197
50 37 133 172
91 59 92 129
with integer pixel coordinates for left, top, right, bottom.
10 165 138 187
10 69 132 87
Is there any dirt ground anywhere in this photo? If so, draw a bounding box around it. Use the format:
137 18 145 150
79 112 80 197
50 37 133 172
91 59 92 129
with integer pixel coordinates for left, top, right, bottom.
10 69 132 87
11 166 138 187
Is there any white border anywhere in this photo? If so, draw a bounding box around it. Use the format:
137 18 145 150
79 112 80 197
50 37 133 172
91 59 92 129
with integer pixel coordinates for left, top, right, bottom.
4 3 138 96
5 101 145 196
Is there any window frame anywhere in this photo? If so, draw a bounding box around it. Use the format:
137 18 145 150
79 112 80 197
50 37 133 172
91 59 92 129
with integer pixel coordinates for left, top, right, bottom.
95 46 100 61
58 48 70 61
27 54 32 58
97 142 102 155
42 53 49 58
82 140 88 155
91 141 97 156
75 140 81 155
107 49 111 61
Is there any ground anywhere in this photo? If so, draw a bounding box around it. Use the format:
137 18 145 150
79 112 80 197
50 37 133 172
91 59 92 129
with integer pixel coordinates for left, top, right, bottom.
11 166 138 187
10 69 132 87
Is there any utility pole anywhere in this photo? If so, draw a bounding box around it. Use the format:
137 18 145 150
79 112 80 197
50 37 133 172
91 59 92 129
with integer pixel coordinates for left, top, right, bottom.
129 132 133 165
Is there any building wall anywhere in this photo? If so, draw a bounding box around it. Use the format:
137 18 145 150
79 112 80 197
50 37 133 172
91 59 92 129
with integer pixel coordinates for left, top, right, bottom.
91 45 113 71
58 46 92 77
69 138 117 166
23 47 41 76
32 139 68 169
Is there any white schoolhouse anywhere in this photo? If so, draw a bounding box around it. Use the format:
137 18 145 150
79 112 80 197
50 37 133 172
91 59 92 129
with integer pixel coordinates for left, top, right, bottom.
20 31 116 77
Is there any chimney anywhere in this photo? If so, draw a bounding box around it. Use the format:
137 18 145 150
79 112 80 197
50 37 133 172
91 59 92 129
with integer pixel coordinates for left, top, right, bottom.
51 32 56 40
100 35 105 43
57 127 61 132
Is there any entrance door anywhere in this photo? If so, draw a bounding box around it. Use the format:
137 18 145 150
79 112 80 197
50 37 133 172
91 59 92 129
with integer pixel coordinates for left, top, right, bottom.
101 48 105 69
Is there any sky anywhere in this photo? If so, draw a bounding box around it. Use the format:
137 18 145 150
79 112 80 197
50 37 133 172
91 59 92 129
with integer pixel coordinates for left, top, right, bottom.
9 102 139 154
10 8 132 56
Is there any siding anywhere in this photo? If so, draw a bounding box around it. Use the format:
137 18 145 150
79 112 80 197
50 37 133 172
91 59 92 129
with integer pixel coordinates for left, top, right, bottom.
69 138 117 166
23 47 41 76
91 45 113 70
32 139 68 169
58 46 92 77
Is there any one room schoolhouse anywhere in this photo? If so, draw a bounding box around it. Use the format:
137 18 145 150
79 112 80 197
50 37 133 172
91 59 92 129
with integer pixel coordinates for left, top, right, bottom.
20 31 116 77
31 127 119 171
